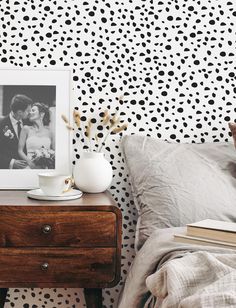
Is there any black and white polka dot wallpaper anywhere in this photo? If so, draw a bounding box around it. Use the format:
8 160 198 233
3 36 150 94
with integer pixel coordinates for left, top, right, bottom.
1 0 236 307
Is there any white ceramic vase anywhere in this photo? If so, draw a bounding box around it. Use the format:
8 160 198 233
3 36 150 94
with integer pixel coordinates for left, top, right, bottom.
73 152 113 193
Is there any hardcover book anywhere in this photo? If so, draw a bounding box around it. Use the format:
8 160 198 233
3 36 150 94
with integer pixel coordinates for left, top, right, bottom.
187 219 236 243
174 233 236 250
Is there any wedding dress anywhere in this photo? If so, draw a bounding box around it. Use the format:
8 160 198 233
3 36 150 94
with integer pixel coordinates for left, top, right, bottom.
26 135 51 161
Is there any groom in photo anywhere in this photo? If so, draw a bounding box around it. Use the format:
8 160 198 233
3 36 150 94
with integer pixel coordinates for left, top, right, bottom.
0 94 32 169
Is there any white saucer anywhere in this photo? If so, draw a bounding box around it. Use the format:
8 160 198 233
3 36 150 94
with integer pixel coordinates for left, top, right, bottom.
27 188 83 201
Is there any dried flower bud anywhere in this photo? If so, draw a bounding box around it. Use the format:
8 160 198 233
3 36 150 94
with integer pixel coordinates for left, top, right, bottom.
61 114 69 124
102 109 110 126
110 113 120 127
73 110 81 128
112 124 128 134
66 124 74 130
85 119 92 138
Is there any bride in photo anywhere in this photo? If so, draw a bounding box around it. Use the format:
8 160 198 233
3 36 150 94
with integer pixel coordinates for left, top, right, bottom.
18 102 55 169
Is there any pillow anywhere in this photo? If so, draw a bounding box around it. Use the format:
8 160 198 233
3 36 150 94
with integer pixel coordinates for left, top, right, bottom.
122 135 236 250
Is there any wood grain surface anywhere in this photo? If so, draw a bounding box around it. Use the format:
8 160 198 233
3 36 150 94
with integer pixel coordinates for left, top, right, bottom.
0 209 116 247
0 247 117 288
0 190 122 305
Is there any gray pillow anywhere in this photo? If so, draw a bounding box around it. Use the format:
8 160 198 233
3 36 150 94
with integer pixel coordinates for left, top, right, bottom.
122 135 236 250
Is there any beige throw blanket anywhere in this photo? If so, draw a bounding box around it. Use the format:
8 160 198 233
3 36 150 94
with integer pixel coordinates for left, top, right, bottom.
146 250 236 308
118 227 236 308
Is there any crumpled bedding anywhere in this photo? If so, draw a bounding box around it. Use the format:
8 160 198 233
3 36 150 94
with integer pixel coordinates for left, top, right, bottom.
118 227 236 308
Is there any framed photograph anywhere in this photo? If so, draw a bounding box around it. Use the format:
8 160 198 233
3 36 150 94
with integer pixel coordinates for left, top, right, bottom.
0 67 72 189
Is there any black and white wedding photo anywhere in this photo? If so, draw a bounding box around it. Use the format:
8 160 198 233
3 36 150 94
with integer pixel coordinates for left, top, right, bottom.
0 85 56 169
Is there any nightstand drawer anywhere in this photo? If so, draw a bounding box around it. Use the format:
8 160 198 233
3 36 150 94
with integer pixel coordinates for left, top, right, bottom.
0 208 117 247
0 248 117 288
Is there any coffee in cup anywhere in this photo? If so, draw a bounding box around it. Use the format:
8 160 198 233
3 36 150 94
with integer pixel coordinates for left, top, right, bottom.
38 172 73 196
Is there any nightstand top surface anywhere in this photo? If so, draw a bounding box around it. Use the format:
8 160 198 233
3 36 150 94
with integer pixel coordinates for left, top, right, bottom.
0 190 116 207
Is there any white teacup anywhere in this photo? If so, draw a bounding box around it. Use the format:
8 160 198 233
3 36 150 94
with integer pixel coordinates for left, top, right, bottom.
38 172 73 196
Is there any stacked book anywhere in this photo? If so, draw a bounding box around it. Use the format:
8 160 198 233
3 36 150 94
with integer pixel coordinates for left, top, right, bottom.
174 219 236 250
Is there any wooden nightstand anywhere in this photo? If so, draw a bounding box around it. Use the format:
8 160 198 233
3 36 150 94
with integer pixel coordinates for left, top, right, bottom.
0 191 121 308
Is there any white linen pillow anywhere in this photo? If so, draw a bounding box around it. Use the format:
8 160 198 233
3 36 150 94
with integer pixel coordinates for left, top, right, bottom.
122 135 236 250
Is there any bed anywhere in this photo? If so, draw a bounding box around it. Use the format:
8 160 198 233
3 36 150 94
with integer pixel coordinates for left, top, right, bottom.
118 135 236 308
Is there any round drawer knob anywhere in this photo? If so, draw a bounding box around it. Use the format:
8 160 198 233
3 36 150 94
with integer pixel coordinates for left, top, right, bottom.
41 262 49 271
42 224 52 234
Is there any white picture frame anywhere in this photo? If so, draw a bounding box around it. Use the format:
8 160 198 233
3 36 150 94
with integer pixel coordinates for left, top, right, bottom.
0 67 72 189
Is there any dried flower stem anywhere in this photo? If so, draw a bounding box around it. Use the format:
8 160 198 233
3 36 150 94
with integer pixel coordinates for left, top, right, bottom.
95 133 99 150
97 130 110 152
85 119 93 151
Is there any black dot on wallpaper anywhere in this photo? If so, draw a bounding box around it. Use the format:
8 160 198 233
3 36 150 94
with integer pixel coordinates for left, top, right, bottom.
220 51 226 56
208 100 215 105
